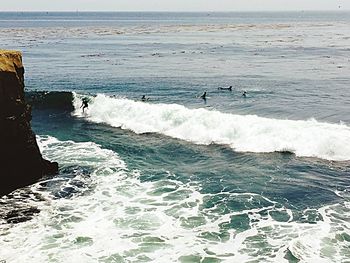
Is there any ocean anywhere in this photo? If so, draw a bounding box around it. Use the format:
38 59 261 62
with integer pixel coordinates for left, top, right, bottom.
0 11 350 262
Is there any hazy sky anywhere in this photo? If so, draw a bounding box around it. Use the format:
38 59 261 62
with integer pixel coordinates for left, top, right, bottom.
1 0 349 12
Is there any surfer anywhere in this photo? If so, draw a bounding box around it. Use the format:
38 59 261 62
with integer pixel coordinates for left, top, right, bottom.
81 97 89 112
218 86 232 91
200 91 207 100
242 91 247 97
141 95 148 101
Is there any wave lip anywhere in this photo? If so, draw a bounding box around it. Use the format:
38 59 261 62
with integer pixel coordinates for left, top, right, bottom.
26 91 74 110
73 93 350 161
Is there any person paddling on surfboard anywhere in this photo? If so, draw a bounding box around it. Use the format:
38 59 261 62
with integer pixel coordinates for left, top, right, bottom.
141 95 149 101
218 86 232 91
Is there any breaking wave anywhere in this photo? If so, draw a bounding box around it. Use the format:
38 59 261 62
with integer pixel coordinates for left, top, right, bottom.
72 93 350 161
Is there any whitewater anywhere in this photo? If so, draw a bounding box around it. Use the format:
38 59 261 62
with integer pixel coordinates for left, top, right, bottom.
1 135 349 262
73 93 350 161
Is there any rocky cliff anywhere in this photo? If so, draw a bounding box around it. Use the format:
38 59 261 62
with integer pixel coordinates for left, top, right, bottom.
0 50 58 197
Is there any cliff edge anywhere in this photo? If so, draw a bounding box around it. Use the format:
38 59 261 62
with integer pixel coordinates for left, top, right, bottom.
0 50 58 197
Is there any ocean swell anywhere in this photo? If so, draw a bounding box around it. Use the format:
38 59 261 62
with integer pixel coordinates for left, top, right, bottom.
73 93 350 161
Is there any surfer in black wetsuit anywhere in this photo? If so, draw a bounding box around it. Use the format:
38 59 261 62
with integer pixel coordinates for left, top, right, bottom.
81 97 89 112
242 91 247 97
200 91 207 100
218 86 232 91
141 95 148 101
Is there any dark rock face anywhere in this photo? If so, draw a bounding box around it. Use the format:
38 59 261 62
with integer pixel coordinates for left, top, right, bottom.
0 50 58 197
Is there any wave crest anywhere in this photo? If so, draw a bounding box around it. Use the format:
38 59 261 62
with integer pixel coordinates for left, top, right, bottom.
73 93 350 161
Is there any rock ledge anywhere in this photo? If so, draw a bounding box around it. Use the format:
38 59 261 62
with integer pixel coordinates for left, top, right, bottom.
0 50 58 197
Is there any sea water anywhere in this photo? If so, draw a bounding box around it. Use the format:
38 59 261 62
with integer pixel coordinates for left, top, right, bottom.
0 12 350 262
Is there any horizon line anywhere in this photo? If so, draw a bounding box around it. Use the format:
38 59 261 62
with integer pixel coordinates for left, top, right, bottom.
1 9 350 12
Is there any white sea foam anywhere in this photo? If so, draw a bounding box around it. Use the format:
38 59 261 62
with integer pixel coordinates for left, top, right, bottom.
73 93 350 161
0 136 349 262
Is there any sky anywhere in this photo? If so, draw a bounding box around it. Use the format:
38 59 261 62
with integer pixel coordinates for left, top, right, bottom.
1 0 349 12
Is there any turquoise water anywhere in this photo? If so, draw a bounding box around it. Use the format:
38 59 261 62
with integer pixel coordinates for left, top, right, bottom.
0 12 350 262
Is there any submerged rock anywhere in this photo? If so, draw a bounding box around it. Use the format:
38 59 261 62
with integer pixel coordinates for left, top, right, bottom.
0 50 58 197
